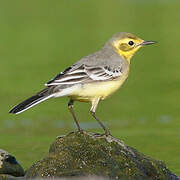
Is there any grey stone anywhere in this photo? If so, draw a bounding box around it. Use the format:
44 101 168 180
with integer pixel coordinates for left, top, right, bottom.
0 174 25 180
0 149 25 178
25 131 180 180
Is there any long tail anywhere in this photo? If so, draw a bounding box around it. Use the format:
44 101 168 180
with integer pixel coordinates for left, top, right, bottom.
9 88 55 114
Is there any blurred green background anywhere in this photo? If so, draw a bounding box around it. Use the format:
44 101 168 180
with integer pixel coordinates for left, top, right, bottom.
0 0 180 175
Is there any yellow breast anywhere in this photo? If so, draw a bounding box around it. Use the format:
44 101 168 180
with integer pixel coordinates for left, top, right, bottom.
69 72 129 102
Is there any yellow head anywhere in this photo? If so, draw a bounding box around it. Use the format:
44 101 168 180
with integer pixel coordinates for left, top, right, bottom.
110 32 156 63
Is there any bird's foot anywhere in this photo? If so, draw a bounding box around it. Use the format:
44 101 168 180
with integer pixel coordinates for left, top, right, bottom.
78 128 84 134
104 130 112 136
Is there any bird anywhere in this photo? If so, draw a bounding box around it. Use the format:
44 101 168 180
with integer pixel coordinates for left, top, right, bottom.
9 32 156 135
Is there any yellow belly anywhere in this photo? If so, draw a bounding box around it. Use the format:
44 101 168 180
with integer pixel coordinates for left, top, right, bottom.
69 74 128 102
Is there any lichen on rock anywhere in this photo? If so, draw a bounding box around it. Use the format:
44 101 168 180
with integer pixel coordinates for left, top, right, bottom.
0 149 25 180
25 131 180 180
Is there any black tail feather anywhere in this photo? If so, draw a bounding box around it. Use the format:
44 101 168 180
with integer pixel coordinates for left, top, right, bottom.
9 88 53 114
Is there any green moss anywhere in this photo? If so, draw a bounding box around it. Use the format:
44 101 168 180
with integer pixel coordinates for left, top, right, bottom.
25 132 179 179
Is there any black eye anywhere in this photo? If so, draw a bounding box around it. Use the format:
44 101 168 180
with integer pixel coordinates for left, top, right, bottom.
128 41 134 46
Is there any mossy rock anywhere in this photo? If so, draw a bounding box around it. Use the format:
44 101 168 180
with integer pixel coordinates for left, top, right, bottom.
25 131 179 180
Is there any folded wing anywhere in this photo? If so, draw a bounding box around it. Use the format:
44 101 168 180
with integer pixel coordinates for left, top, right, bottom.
45 64 123 86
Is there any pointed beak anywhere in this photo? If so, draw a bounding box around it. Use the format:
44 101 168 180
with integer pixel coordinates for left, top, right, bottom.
141 40 157 46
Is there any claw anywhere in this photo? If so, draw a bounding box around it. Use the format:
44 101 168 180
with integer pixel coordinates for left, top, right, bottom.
105 130 112 136
78 128 84 134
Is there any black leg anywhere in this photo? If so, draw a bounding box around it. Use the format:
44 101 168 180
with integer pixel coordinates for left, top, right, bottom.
68 99 83 133
90 110 111 136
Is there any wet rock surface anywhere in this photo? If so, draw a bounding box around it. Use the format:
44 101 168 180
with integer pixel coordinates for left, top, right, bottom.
0 149 25 180
25 131 180 180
